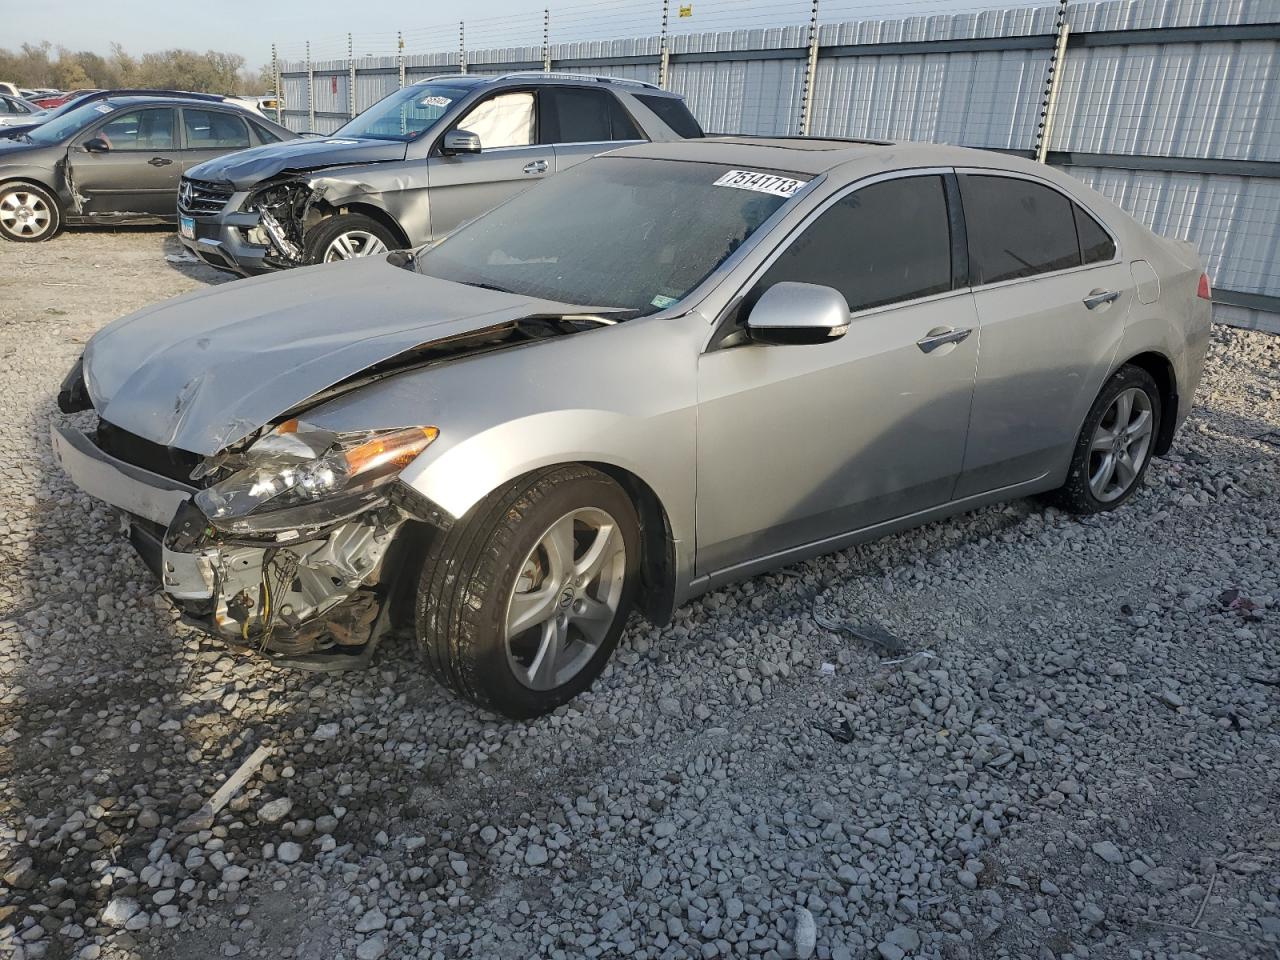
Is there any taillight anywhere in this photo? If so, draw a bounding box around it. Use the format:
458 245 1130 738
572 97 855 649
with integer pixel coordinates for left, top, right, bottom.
1197 273 1211 300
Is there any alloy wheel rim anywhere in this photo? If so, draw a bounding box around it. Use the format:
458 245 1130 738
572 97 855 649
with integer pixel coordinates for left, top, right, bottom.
504 507 627 691
323 230 388 262
1088 387 1154 502
0 191 51 238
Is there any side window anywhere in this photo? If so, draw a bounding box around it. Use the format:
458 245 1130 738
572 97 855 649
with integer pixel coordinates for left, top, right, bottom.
184 110 250 149
96 108 176 151
1074 203 1116 264
543 88 643 143
756 175 953 313
634 94 704 138
960 174 1082 284
457 91 535 149
251 120 283 144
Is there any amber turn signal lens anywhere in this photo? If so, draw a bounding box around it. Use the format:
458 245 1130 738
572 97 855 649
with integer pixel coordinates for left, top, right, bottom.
343 426 439 476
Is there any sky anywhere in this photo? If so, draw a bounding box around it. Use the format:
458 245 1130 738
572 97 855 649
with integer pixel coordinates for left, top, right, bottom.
11 0 1024 70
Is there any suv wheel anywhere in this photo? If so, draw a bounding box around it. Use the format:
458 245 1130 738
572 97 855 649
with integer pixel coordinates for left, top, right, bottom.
1052 364 1162 514
303 213 398 264
0 183 60 242
414 465 641 720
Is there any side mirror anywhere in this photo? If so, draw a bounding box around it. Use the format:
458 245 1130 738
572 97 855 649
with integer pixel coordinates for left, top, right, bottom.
442 128 481 156
745 282 850 346
82 137 110 153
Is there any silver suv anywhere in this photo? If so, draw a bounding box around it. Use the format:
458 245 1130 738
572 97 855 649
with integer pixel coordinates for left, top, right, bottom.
177 72 702 275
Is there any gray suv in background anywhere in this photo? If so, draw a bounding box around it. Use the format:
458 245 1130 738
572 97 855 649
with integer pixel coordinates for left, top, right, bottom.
177 72 703 274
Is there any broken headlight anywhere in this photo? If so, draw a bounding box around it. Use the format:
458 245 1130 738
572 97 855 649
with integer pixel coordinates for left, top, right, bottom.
194 420 439 535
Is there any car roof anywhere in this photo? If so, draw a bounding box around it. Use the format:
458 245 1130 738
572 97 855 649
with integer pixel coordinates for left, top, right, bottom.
414 71 681 97
611 135 1054 179
98 96 249 109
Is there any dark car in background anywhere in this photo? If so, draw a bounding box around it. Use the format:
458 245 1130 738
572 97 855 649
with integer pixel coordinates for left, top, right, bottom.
0 94 40 129
0 95 296 242
1 89 239 141
177 72 703 274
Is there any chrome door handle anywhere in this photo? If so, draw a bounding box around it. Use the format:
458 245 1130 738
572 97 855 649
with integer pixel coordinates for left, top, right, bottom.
522 159 548 175
1082 289 1120 310
148 157 173 167
916 327 972 354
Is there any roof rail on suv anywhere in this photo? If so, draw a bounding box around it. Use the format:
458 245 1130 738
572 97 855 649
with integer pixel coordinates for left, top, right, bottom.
492 71 661 89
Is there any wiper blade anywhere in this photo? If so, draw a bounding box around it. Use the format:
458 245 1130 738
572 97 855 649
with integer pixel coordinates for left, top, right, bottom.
465 281 516 294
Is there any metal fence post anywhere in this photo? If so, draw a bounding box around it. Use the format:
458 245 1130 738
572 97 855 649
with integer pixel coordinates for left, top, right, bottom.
271 43 281 124
544 9 552 73
306 41 315 132
459 22 467 74
798 0 820 135
347 33 356 120
398 32 405 88
658 0 671 89
1035 0 1070 163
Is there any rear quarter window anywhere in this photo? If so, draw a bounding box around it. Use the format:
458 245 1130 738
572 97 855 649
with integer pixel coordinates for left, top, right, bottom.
634 94 704 138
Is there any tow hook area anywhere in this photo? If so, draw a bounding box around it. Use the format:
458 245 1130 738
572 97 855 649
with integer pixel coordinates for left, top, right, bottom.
161 503 408 670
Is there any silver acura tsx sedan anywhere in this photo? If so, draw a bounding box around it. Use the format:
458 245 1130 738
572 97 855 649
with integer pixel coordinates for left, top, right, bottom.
52 137 1211 718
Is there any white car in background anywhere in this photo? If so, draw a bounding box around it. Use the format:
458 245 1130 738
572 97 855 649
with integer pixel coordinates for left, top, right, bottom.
223 95 281 117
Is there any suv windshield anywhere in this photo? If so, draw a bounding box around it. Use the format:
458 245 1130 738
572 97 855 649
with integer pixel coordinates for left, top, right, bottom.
415 157 808 314
27 101 117 143
336 83 472 142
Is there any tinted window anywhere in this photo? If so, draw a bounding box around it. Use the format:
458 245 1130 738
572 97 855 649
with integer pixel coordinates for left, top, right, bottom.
458 91 535 148
1074 203 1116 264
757 175 953 313
543 88 643 143
634 94 703 138
251 120 282 144
960 174 1081 284
97 108 176 151
184 110 250 149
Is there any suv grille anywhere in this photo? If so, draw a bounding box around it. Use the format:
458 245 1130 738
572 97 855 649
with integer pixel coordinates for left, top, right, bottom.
178 177 235 216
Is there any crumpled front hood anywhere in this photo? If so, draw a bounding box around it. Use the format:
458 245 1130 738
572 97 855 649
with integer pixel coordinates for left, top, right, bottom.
83 257 560 456
186 137 408 190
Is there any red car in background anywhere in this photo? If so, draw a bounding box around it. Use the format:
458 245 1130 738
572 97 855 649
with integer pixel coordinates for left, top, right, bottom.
30 89 100 109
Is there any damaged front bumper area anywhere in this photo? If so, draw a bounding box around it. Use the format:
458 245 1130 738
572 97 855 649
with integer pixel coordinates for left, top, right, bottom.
178 178 313 276
51 418 421 668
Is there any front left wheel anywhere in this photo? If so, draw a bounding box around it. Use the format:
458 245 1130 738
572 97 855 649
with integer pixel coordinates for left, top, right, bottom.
302 213 399 265
0 182 61 242
414 465 641 720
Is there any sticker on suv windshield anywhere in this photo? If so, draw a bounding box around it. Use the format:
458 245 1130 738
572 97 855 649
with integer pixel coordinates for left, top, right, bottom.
713 170 806 198
420 96 452 107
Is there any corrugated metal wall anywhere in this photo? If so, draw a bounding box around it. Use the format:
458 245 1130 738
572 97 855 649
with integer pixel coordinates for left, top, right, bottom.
274 0 1280 320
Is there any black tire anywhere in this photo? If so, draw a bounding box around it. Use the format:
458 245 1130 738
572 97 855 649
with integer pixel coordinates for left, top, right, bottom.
414 465 641 720
1050 364 1162 515
302 213 400 265
0 181 61 242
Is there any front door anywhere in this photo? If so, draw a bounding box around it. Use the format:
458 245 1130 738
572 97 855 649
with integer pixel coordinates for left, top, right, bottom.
69 106 182 218
953 172 1133 498
426 90 552 238
696 172 979 574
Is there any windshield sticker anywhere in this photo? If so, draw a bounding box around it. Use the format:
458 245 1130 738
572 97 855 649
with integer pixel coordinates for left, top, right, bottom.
420 95 452 108
321 138 359 145
650 294 679 309
713 170 806 198
93 103 114 114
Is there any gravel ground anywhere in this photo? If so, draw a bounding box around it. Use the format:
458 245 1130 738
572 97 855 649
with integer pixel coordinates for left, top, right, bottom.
1 230 1278 960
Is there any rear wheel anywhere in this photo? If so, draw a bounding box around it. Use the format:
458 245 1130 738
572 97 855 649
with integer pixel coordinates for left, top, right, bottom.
0 182 60 242
303 213 399 265
1051 364 1161 514
414 465 641 719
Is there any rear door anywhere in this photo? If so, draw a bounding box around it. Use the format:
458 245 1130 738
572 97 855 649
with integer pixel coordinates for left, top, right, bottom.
541 86 646 171
68 106 182 218
955 171 1132 498
179 107 253 173
425 89 550 238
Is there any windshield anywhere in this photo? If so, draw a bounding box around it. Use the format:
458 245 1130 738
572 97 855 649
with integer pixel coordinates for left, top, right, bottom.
27 101 116 143
415 157 807 314
335 83 471 142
